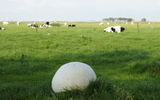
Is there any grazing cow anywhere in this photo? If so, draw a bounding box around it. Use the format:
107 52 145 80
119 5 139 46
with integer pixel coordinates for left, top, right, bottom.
3 22 9 25
17 21 20 26
0 27 5 30
131 21 134 24
31 24 38 28
99 22 104 26
72 24 76 27
27 23 32 27
68 25 72 27
68 24 76 27
104 26 125 33
64 22 67 26
27 24 32 27
27 23 38 28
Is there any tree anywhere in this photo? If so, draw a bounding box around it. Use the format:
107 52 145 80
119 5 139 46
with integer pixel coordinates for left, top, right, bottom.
102 17 133 22
141 18 147 22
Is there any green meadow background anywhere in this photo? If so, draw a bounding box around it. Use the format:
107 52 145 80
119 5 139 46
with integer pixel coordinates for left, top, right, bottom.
0 22 160 100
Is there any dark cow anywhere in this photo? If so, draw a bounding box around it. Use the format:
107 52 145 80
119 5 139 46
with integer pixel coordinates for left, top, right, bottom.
68 24 76 27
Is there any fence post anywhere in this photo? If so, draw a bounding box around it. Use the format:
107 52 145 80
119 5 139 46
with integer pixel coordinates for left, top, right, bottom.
137 22 140 32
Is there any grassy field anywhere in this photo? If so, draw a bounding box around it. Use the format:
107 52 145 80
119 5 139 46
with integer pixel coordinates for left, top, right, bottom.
0 22 160 100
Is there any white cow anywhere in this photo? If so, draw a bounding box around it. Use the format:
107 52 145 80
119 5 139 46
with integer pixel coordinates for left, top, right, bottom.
104 26 125 33
131 22 134 25
107 22 110 25
17 21 20 26
64 22 67 26
3 22 9 25
99 22 104 26
27 23 32 27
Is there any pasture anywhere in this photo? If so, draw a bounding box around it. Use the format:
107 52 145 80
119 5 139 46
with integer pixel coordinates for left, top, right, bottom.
0 22 160 100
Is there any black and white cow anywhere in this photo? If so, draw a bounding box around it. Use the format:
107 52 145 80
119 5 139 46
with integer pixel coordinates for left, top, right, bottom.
27 24 38 28
40 21 51 28
104 26 125 33
46 21 50 25
32 24 38 28
0 27 5 30
68 24 76 27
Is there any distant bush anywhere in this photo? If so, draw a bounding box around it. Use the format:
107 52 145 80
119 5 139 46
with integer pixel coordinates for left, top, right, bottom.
50 23 61 27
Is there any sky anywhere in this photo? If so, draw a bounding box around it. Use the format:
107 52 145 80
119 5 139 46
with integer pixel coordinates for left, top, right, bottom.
0 0 160 21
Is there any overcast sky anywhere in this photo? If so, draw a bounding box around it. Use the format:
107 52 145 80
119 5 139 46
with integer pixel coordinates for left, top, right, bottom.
0 0 160 21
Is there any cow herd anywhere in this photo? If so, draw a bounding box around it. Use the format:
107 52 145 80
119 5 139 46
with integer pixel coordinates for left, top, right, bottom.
0 21 126 33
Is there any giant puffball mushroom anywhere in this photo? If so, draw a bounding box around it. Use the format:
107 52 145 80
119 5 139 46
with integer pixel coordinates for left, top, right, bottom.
51 62 96 93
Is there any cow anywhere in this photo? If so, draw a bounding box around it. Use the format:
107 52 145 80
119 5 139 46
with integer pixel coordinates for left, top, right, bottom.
68 24 76 27
27 23 38 28
27 23 32 27
3 22 8 25
40 24 51 28
113 26 125 33
131 22 134 25
0 27 5 30
40 24 46 28
31 24 38 28
17 21 20 26
40 21 52 28
64 22 67 26
104 26 125 33
99 22 104 26
104 26 115 33
46 21 50 25
72 24 76 27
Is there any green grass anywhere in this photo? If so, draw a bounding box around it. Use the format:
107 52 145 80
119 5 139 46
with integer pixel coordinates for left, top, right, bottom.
0 22 160 100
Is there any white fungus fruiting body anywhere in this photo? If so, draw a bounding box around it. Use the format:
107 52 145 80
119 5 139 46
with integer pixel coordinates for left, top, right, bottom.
51 62 96 93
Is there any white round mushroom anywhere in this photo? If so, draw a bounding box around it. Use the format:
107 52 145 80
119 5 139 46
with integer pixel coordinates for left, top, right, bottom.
51 62 96 93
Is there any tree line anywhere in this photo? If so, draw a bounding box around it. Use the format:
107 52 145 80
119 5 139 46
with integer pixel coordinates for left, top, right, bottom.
102 17 133 22
102 17 147 22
